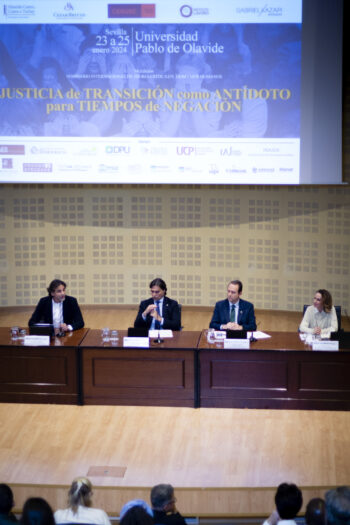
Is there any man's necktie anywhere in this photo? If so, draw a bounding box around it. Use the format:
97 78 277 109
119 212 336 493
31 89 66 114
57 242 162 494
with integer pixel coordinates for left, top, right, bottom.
230 304 236 323
155 300 161 329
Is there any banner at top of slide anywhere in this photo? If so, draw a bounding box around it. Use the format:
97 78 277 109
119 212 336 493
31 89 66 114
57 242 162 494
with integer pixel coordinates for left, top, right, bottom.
0 0 302 25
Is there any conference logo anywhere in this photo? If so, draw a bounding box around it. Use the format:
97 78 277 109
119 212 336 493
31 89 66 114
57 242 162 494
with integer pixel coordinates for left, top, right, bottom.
108 4 156 18
31 146 67 155
177 146 194 155
180 5 192 17
208 164 219 175
252 167 275 173
178 166 203 174
140 146 167 156
176 146 212 156
0 145 25 155
2 4 35 18
106 145 131 155
74 146 97 156
98 164 119 173
53 2 86 19
179 4 209 17
57 164 90 172
128 164 142 174
1 158 13 169
236 5 283 17
150 164 171 173
23 163 52 172
220 147 242 156
225 168 247 174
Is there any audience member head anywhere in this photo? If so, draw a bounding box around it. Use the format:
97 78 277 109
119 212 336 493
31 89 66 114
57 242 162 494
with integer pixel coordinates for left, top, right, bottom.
325 486 350 525
120 500 153 525
150 484 176 512
314 290 333 314
68 477 92 513
47 279 66 296
21 497 55 525
305 498 327 525
275 483 303 519
0 483 14 514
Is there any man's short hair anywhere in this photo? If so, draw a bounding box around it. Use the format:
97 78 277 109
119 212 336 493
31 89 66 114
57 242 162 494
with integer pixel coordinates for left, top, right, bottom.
228 280 243 293
47 279 66 295
275 483 303 519
150 484 174 509
0 483 14 514
149 278 167 295
325 486 350 525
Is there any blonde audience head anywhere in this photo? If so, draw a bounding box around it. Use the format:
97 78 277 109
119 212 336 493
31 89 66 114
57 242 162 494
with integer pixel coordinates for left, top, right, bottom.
68 477 93 513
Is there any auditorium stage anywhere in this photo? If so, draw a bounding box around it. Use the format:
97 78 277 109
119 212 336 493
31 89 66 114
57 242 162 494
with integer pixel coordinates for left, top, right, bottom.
1 307 349 518
1 402 349 518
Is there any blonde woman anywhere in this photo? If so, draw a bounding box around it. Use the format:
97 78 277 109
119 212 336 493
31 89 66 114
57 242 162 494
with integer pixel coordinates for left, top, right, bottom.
54 477 111 525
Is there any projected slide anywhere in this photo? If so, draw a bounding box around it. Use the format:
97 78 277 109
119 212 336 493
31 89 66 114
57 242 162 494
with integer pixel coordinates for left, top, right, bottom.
0 0 302 183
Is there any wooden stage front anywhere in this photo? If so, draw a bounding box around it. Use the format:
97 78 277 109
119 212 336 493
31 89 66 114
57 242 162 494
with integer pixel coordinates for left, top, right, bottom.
1 307 350 519
1 403 350 518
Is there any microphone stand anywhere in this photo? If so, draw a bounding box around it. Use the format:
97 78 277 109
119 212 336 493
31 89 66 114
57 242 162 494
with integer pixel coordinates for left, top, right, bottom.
153 329 164 344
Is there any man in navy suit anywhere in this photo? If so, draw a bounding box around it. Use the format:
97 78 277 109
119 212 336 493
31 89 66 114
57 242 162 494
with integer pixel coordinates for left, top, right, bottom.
134 278 181 331
28 279 84 333
209 280 256 331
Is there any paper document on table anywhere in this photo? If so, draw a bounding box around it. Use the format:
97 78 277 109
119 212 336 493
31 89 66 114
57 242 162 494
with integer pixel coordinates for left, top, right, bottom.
148 329 173 338
248 331 271 340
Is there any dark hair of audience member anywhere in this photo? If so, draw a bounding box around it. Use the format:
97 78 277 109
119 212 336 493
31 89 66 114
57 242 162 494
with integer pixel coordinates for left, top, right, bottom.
0 483 15 514
275 483 303 519
305 498 327 525
67 477 92 513
20 498 55 525
120 506 154 525
325 486 350 525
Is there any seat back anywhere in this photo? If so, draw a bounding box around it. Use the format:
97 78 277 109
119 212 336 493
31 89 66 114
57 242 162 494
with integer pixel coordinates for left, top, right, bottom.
178 303 182 330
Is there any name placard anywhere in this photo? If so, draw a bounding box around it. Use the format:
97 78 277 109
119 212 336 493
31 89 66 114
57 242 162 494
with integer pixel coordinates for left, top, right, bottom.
24 335 50 346
224 339 250 349
312 340 339 351
123 337 149 348
148 329 173 338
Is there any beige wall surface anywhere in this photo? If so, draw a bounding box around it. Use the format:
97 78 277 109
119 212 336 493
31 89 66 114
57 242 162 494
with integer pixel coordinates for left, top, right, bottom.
0 183 349 312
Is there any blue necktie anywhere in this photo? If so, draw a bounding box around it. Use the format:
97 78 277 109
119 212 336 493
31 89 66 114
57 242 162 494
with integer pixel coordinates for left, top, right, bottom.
155 300 161 329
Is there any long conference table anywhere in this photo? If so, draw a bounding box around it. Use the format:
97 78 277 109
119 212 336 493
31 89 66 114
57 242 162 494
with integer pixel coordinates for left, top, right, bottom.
1 327 350 410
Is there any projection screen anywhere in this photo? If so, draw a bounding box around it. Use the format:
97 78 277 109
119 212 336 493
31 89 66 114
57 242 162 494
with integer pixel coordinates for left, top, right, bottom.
0 0 343 184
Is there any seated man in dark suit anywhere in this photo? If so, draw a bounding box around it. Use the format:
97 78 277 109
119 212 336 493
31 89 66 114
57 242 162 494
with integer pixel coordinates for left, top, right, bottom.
209 279 256 331
134 278 181 331
28 279 84 333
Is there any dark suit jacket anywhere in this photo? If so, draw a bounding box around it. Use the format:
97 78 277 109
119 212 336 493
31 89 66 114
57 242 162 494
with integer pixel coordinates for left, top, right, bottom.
28 295 84 331
134 297 181 331
209 298 256 331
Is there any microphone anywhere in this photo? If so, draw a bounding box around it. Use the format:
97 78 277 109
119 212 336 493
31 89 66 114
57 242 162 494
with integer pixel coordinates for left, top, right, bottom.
250 321 260 342
153 329 164 344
